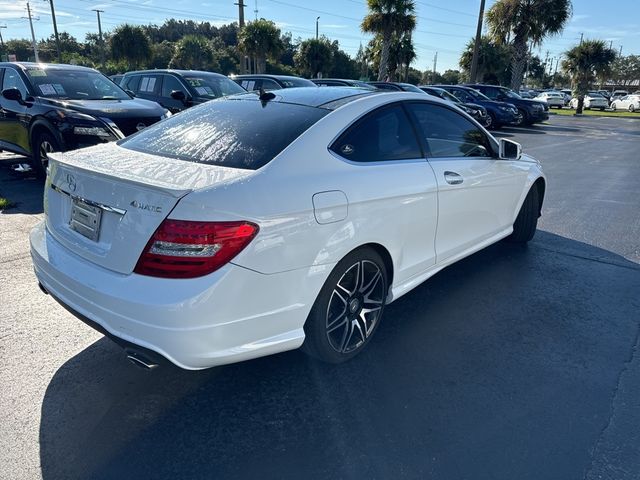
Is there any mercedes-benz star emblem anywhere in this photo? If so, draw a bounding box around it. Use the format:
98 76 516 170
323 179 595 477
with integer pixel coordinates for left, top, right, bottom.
66 173 77 192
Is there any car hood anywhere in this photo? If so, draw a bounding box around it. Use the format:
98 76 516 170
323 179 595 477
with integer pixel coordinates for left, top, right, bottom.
463 102 485 110
38 97 166 118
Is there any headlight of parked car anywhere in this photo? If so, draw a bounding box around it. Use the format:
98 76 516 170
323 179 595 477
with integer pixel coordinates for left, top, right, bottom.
73 126 112 137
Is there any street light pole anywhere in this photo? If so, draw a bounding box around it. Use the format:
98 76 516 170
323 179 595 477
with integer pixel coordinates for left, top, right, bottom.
316 16 320 40
0 25 6 62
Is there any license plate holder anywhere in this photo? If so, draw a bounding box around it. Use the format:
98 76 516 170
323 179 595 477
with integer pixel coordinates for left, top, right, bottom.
70 197 103 241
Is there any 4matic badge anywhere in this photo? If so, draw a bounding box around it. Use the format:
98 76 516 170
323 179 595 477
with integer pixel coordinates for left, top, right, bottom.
130 200 162 213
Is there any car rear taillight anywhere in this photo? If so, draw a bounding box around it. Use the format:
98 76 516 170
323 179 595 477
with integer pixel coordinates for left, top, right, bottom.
134 219 259 278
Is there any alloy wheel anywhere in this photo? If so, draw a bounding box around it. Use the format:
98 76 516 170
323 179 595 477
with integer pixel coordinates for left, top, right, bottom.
39 140 55 168
325 260 385 354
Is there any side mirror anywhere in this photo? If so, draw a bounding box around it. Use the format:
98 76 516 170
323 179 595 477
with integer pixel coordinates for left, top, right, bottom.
2 88 25 104
498 138 522 160
170 90 186 101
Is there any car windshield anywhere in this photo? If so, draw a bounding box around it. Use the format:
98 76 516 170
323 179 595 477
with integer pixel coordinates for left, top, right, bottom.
500 88 522 99
26 67 130 100
119 98 328 170
465 89 491 101
588 92 603 97
439 89 461 103
183 74 245 99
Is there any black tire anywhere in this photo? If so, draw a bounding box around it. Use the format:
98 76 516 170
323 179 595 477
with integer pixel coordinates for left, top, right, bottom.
611 103 617 111
506 186 539 243
31 131 60 179
488 112 500 129
302 248 388 363
630 105 635 113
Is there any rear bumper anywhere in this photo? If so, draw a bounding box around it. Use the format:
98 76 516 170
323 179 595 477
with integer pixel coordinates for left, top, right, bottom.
30 221 327 369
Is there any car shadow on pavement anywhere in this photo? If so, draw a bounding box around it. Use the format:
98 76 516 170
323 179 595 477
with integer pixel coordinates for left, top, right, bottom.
0 156 44 215
39 232 640 480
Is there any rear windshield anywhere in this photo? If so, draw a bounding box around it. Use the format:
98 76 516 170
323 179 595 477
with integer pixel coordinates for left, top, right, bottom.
119 98 328 170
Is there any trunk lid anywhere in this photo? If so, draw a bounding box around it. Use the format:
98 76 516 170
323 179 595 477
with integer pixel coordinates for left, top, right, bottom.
45 143 252 274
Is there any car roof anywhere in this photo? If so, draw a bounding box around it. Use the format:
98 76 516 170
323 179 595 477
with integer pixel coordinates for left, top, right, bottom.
232 74 308 80
224 86 381 110
123 69 227 77
1 61 97 72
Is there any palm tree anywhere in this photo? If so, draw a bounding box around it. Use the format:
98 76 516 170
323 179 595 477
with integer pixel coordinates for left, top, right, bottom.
397 33 416 82
486 0 572 90
460 35 511 84
169 35 216 70
562 40 616 114
238 19 283 74
294 38 334 78
110 24 151 70
362 0 416 81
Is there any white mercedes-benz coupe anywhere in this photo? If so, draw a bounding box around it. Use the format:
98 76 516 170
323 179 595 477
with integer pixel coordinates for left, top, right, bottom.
30 87 546 370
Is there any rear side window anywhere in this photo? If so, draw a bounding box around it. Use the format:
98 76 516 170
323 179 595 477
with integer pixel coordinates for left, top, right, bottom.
138 75 161 94
330 104 422 162
119 99 328 170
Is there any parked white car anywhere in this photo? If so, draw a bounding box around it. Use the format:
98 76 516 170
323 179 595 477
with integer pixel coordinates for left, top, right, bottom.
570 92 608 110
610 94 640 112
535 91 565 108
30 88 546 370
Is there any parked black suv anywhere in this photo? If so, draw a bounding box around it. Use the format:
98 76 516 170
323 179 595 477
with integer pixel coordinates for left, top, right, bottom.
418 85 491 128
121 69 245 113
231 74 316 91
432 85 521 128
0 62 169 177
465 84 548 126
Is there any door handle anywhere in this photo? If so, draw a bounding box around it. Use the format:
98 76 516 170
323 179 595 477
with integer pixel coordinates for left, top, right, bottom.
444 171 463 185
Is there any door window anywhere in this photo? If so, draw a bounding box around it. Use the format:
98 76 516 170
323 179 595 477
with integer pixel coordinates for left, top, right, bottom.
2 68 29 98
162 75 187 97
122 75 141 92
408 102 493 158
261 79 281 90
330 104 422 162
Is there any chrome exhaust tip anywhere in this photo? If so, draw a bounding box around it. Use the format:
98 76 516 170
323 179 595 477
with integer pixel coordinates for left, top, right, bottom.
126 351 159 370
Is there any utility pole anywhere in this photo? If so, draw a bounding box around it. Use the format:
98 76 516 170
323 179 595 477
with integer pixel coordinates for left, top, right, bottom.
315 16 320 40
619 45 623 56
579 32 583 45
92 9 105 68
26 2 39 63
469 0 485 83
47 0 62 62
432 51 438 84
235 0 246 73
0 25 6 60
254 0 258 20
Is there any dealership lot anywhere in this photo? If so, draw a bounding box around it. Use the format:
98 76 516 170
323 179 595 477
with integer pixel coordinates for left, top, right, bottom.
1 115 639 479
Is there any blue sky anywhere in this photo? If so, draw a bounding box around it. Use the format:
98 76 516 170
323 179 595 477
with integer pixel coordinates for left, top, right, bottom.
1 0 638 73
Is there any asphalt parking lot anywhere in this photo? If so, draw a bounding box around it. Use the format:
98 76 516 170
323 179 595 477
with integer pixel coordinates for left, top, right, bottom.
1 115 639 480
